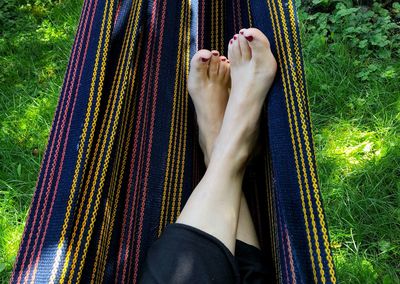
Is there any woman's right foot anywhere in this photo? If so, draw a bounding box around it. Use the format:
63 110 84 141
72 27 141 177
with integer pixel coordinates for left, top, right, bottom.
211 28 277 171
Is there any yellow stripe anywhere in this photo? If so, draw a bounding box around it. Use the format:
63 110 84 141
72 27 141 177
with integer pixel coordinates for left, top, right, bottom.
274 0 326 281
247 0 253 27
215 0 219 51
96 43 141 283
58 0 135 279
75 1 143 281
91 38 141 281
286 1 336 281
64 1 143 282
265 153 280 282
158 0 188 235
170 0 189 223
220 0 224 53
96 36 142 283
162 44 183 229
177 2 191 216
49 0 114 281
211 0 215 49
90 68 136 280
266 0 318 281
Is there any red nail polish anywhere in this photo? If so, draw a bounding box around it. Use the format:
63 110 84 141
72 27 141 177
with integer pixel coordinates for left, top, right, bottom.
230 39 233 44
245 35 253 42
201 57 209 62
221 58 226 61
234 35 237 40
240 31 244 35
212 51 218 56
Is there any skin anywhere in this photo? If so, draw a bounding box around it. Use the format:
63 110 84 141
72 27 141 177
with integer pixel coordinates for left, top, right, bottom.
177 28 277 254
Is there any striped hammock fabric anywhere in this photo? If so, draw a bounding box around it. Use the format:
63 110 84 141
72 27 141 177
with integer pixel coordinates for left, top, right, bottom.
11 0 337 283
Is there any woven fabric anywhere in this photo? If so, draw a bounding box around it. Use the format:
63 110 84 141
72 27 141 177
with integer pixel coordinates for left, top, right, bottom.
10 0 337 283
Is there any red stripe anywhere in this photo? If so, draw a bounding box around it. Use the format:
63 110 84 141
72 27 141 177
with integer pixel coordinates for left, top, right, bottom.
14 0 91 282
236 0 243 29
133 0 168 280
114 0 121 26
113 4 145 283
200 0 205 48
279 213 290 283
117 0 160 280
28 0 99 280
232 0 237 35
21 0 95 280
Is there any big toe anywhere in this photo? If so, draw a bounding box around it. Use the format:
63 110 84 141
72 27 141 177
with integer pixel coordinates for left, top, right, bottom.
240 28 271 56
190 49 213 73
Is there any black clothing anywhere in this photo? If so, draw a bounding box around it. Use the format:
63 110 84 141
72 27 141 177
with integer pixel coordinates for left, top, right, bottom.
140 223 271 284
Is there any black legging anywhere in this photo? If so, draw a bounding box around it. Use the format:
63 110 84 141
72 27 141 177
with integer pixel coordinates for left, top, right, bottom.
140 223 272 283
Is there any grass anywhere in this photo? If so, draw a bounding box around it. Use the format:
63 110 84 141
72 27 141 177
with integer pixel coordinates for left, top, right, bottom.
0 0 82 282
0 0 399 283
302 25 400 283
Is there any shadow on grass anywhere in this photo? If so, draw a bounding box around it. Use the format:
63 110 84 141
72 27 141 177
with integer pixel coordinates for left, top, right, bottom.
304 39 400 282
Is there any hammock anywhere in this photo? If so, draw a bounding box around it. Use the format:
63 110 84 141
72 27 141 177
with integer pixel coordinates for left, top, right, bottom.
10 0 337 283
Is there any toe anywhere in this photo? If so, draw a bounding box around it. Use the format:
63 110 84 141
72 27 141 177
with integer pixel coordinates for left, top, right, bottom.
218 59 228 75
241 28 271 56
190 49 212 71
238 34 251 61
228 34 241 64
222 61 231 82
209 50 220 76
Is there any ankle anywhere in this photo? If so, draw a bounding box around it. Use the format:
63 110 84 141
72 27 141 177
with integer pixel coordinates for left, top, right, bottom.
208 145 248 177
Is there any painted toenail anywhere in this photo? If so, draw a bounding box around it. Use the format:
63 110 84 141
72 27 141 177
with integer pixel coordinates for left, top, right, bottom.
240 31 244 35
234 35 237 40
245 35 253 42
201 57 209 62
221 58 226 61
230 39 233 44
212 51 218 56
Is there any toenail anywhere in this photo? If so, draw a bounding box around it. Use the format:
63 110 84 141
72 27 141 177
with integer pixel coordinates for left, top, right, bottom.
212 51 218 56
227 60 230 63
230 39 233 44
234 35 237 40
201 57 209 62
221 58 226 61
245 35 253 42
240 31 244 35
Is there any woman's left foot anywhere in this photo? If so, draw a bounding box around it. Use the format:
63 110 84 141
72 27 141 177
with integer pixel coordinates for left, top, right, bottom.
188 49 230 165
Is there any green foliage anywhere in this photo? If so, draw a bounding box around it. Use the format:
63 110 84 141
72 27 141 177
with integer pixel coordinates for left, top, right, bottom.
299 0 400 80
298 0 400 282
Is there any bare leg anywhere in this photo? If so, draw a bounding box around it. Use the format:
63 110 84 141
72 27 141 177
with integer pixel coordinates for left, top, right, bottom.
177 28 277 254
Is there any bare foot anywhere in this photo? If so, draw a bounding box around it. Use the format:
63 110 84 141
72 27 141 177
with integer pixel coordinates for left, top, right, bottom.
188 49 231 165
212 28 277 171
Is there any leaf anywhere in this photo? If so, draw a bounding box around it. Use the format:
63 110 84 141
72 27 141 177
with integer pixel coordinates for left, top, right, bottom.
0 263 5 273
17 163 21 177
378 240 391 252
358 39 368 49
336 7 360 17
378 49 391 59
383 274 394 284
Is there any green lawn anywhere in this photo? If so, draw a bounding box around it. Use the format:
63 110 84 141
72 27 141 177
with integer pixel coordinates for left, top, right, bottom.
0 0 399 283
